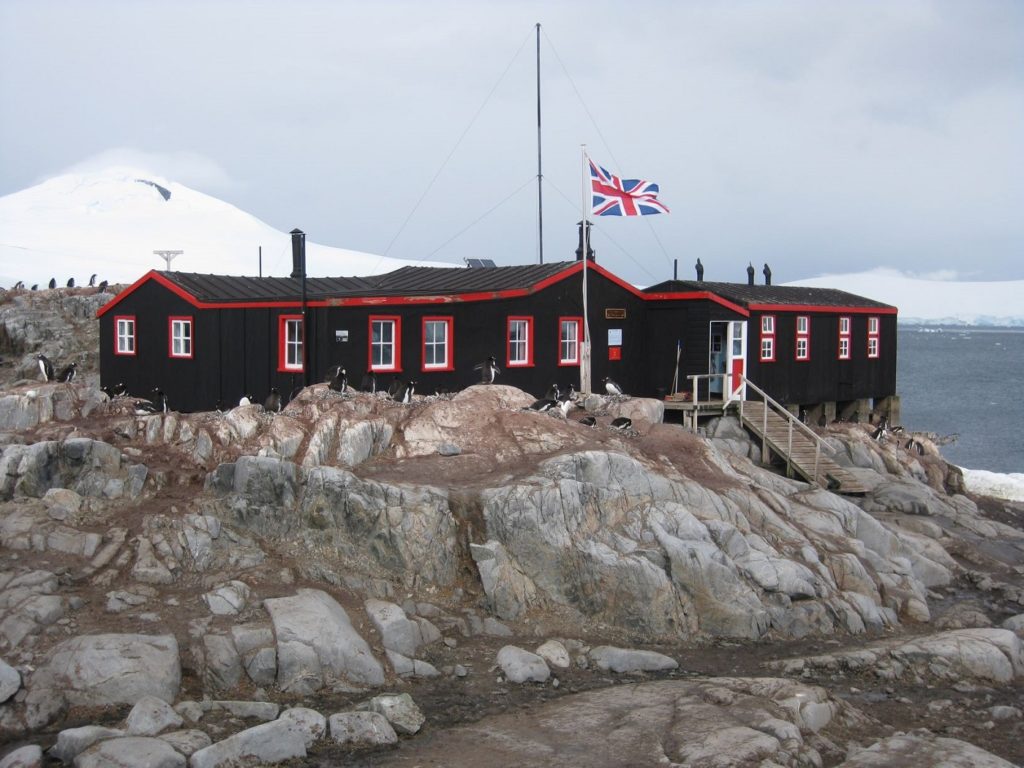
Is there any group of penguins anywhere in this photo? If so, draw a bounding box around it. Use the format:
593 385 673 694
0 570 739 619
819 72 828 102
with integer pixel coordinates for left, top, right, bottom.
870 417 927 455
99 382 169 415
35 354 78 384
12 275 109 292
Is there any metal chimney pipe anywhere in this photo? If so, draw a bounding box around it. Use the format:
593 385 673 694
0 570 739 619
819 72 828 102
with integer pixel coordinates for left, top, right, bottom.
290 229 306 279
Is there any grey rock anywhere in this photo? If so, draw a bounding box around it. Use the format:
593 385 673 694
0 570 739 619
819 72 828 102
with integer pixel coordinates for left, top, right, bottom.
202 581 250 616
470 541 536 620
188 718 307 768
264 589 384 693
75 736 185 768
125 694 184 736
0 745 42 768
156 730 211 757
278 707 327 747
52 726 121 766
0 657 20 702
30 634 179 714
328 711 398 746
202 634 242 692
173 701 203 723
535 640 571 669
364 598 422 657
589 646 678 673
205 700 279 721
241 646 277 687
1001 614 1024 634
360 692 425 735
497 645 550 683
839 732 1016 767
990 705 1021 720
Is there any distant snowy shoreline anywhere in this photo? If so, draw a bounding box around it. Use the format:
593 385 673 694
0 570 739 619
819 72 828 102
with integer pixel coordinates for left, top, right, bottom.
961 468 1024 503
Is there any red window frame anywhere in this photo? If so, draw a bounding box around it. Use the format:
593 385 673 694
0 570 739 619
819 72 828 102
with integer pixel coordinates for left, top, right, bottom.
838 316 851 360
278 314 304 372
168 316 194 359
795 315 810 361
421 316 454 372
867 316 880 359
759 314 776 362
114 315 137 356
558 316 583 367
369 315 402 373
507 316 534 368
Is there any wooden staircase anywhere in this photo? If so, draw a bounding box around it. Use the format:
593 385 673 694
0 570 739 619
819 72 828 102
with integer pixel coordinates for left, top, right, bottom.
735 397 866 496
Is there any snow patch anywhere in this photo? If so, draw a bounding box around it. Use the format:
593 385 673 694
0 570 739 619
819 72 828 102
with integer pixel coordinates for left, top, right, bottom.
961 468 1024 503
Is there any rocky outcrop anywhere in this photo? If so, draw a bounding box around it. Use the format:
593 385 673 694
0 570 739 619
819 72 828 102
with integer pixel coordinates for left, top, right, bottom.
0 438 145 501
838 731 1017 767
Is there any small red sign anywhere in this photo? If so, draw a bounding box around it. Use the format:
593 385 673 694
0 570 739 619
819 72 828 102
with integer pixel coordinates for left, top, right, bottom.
608 347 622 361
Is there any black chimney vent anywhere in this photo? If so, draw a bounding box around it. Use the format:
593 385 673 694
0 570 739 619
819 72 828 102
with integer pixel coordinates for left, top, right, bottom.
290 229 306 279
763 263 772 286
575 220 595 262
746 262 755 286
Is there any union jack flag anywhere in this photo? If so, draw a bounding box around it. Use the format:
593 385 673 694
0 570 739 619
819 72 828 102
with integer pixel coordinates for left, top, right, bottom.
590 159 669 216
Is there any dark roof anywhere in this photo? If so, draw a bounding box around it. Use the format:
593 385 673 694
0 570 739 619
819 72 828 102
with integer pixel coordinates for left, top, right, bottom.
643 280 895 310
159 262 576 303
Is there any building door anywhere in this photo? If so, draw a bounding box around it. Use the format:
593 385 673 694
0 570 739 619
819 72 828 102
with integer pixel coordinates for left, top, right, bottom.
708 322 727 395
727 320 746 398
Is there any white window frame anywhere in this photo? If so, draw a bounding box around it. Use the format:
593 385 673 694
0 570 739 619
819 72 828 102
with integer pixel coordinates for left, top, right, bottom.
370 317 400 372
423 317 451 371
282 317 303 371
115 316 136 356
838 316 852 360
507 317 532 367
169 317 192 359
558 317 581 366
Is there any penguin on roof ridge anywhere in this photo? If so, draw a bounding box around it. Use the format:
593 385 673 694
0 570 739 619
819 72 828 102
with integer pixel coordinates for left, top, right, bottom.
48 278 56 289
66 277 75 288
88 274 97 287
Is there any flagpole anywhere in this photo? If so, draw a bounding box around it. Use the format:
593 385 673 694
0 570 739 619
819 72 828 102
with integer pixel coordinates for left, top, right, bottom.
580 145 592 395
536 22 544 265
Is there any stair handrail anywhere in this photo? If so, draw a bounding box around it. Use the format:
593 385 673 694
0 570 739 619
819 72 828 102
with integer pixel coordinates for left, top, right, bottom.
687 373 728 404
734 374 830 483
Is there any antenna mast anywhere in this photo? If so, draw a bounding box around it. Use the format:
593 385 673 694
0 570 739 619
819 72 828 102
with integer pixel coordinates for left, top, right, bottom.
536 22 544 265
153 250 183 271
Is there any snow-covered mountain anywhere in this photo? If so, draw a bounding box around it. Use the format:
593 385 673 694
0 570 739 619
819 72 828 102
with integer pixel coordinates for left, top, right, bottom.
785 269 1024 327
0 167 457 288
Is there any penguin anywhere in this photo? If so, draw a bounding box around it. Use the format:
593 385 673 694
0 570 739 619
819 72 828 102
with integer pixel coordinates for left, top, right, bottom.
135 389 168 415
215 400 225 414
395 380 416 404
88 274 97 287
328 367 348 393
870 419 888 442
817 413 828 428
556 395 575 417
527 398 558 412
66 277 75 288
112 381 127 397
609 416 632 431
890 425 905 437
543 383 561 401
694 258 704 281
387 377 403 400
238 394 254 407
579 415 597 427
264 388 282 413
473 355 500 384
563 383 578 401
36 353 55 382
30 284 38 291
360 370 377 394
98 280 108 292
12 281 23 290
603 377 624 396
825 473 842 491
56 362 77 383
154 389 169 413
48 278 56 289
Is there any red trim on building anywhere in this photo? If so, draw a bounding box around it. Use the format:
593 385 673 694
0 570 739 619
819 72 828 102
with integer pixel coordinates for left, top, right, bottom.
838 316 852 360
749 303 897 315
759 314 776 362
557 316 583 367
168 316 194 359
795 315 810 362
277 314 304 372
867 315 880 359
369 315 402 373
421 316 454 372
507 316 534 368
114 315 137 356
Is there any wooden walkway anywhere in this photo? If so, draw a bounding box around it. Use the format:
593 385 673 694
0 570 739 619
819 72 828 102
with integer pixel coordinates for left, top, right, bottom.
738 401 866 494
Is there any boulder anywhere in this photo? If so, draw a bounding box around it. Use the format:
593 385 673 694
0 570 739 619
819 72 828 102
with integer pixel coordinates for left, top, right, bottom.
0 745 42 768
496 645 550 684
202 581 250 616
328 711 398 746
189 719 307 768
364 599 423 657
589 646 678 674
125 695 184 736
201 635 242 692
30 634 180 710
359 693 425 735
156 730 211 757
0 658 20 703
277 707 327 748
838 732 1016 767
264 589 384 693
49 725 125 763
75 736 185 768
535 640 571 669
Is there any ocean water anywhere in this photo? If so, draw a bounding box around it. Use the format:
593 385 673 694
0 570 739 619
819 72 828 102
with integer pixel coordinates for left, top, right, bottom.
897 326 1024 474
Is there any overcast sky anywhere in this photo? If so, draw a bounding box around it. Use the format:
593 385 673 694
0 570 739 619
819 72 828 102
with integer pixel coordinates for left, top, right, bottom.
1 0 1022 285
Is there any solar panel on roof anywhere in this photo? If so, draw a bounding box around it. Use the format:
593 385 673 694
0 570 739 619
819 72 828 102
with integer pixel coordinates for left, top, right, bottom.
465 258 486 268
479 259 497 268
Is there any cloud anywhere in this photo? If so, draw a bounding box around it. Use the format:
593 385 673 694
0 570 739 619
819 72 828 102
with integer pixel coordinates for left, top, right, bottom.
53 149 237 192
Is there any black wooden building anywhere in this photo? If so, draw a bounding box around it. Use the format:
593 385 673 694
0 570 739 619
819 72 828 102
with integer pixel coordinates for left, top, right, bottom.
97 235 898 416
